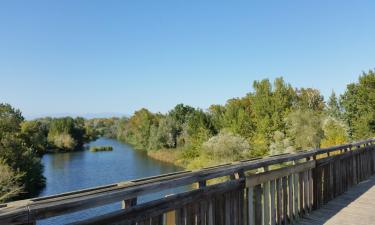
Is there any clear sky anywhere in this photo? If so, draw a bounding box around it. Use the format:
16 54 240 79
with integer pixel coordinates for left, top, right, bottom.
1 1 374 119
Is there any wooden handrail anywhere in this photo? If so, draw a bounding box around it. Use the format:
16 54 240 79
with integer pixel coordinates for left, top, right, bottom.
0 138 374 225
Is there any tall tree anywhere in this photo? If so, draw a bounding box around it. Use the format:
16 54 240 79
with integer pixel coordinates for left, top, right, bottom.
341 70 375 139
326 91 342 119
296 88 325 112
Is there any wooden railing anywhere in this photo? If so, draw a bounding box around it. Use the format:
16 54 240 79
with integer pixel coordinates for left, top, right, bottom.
1 138 374 225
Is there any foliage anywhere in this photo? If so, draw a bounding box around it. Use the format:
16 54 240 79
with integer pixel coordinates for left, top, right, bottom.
0 104 45 199
285 109 324 150
202 131 250 163
20 120 48 155
269 131 295 155
0 160 23 203
341 70 375 139
321 117 349 148
47 117 87 151
0 103 23 135
326 91 342 120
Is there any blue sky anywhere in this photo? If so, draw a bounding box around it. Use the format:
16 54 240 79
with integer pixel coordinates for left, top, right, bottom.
0 1 374 118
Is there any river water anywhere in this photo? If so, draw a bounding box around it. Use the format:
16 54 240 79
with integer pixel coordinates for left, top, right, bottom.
39 138 185 224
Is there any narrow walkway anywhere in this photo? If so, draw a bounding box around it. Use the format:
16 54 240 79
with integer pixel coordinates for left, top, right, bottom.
297 175 375 225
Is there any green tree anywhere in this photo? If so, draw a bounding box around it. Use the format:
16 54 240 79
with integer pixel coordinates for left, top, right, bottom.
121 109 158 150
0 103 23 135
285 109 324 150
20 120 48 155
182 109 215 159
326 91 342 119
341 70 375 139
321 117 349 148
296 88 325 112
221 98 253 140
249 78 296 155
208 104 226 132
150 116 178 149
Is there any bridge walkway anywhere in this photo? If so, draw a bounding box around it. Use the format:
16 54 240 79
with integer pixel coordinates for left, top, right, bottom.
297 175 375 225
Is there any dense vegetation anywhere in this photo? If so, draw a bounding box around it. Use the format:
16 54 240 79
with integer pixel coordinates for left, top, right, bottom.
102 70 375 169
0 108 99 202
0 104 45 202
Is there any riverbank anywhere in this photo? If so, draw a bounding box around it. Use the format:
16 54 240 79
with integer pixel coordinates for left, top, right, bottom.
147 149 185 167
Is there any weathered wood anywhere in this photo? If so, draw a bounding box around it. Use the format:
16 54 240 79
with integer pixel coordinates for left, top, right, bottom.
293 172 299 221
247 187 254 225
277 178 282 225
282 177 288 225
246 161 316 187
270 180 276 225
263 166 270 225
70 179 244 225
254 185 262 225
288 175 293 224
122 197 137 209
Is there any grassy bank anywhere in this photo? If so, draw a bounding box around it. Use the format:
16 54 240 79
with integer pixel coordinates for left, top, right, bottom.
147 149 185 167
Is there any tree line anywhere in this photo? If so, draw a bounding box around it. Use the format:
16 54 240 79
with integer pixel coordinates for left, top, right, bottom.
1 69 374 202
102 70 375 169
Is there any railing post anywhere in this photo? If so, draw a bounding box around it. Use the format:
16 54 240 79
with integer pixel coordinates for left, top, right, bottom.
263 166 270 225
312 154 318 210
122 197 137 209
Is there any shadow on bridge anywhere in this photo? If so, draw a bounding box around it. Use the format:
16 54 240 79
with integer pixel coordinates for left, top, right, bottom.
297 175 375 225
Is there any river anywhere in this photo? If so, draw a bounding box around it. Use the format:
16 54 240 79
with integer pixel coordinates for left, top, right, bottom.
39 137 185 224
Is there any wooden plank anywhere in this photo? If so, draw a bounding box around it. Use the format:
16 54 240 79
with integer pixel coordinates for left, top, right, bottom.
277 178 282 225
288 175 293 224
270 180 276 225
122 197 137 209
254 185 262 225
246 161 316 187
303 171 308 213
263 166 270 225
308 170 313 212
294 172 299 220
299 172 304 216
70 179 244 225
225 193 231 225
208 200 214 225
164 210 175 225
282 177 288 225
247 187 254 225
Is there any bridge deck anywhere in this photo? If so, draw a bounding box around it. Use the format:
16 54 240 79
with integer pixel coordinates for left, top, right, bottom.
297 175 375 225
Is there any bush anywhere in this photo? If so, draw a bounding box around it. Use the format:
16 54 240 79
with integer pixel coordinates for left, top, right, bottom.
89 146 113 152
202 131 250 163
